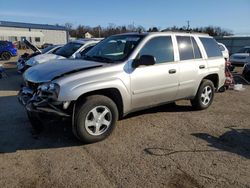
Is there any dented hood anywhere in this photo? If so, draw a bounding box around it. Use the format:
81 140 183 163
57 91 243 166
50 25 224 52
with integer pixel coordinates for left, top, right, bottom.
24 59 103 83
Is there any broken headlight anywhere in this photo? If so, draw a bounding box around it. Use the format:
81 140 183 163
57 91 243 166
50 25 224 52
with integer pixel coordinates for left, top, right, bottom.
38 83 60 98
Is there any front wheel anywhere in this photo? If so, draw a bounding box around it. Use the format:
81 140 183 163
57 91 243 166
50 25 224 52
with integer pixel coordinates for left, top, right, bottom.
191 79 215 110
73 95 118 143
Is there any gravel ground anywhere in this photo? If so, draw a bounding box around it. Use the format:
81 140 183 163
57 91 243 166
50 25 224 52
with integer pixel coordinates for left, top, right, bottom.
0 54 250 188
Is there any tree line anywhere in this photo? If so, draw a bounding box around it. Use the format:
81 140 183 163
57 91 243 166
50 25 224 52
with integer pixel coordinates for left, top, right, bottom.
64 23 233 38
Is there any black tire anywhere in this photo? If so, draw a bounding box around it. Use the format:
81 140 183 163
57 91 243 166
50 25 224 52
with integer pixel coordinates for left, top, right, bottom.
27 112 44 133
191 79 215 110
1 52 11 60
74 95 118 143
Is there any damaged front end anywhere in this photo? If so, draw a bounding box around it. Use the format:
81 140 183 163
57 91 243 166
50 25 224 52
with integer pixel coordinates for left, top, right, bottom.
18 81 71 119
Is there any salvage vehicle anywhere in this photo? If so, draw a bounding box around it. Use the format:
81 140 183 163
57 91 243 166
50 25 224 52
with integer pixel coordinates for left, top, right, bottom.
242 59 250 81
24 39 101 70
18 32 225 143
0 40 17 60
229 46 250 66
17 41 62 72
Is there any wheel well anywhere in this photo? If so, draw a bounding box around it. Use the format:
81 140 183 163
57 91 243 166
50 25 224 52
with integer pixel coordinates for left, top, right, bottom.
203 74 219 89
76 88 124 119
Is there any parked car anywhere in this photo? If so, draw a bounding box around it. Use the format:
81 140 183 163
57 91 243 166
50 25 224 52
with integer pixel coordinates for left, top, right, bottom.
229 46 250 66
242 58 250 81
41 43 53 49
218 42 229 60
17 41 62 72
18 32 225 143
24 39 101 69
0 41 17 60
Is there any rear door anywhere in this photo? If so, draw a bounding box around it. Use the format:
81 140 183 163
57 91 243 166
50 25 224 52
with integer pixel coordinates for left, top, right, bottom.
175 35 208 99
130 35 179 109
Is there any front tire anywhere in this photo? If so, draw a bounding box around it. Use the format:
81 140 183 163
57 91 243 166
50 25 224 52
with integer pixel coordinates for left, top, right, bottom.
191 79 215 110
74 95 118 143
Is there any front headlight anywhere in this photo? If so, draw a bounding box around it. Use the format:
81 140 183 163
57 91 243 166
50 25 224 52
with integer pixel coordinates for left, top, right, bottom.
25 59 38 66
38 82 60 98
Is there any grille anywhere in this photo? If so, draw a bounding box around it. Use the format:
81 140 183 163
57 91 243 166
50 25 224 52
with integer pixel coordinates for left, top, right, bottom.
26 81 39 90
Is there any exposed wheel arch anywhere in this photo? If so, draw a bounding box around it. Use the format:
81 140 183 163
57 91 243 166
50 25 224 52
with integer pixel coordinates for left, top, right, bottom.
75 88 124 119
202 74 219 90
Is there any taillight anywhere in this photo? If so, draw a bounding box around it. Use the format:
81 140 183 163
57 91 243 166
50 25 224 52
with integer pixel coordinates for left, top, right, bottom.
12 43 16 48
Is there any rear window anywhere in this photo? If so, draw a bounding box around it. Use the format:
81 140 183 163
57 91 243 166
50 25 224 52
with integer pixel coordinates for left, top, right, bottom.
0 41 7 46
199 37 222 58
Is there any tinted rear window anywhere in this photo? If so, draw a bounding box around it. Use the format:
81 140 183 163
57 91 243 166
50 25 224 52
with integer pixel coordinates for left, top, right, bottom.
199 37 222 58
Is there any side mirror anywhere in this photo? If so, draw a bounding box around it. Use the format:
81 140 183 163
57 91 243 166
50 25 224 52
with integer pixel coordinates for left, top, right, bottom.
132 55 156 68
75 52 82 59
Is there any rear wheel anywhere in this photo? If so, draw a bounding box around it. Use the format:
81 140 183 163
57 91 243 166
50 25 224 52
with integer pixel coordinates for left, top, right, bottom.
1 52 11 60
191 79 215 110
74 95 118 143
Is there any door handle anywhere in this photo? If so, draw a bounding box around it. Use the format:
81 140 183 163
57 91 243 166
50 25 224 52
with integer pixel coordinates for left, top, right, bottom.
199 65 205 69
169 69 176 74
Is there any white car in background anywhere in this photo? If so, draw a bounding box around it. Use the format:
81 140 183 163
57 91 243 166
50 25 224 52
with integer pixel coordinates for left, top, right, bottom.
229 46 250 66
218 42 229 60
17 40 62 72
25 39 101 69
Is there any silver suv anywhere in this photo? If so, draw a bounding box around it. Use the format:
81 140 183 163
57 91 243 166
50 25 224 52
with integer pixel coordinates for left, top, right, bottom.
19 32 225 143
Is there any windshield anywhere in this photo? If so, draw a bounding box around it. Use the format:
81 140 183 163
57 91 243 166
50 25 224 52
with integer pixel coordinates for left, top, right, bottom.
41 45 55 54
55 42 83 58
83 35 144 63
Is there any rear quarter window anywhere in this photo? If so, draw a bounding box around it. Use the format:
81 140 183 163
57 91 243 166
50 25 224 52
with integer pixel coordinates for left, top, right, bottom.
199 37 222 58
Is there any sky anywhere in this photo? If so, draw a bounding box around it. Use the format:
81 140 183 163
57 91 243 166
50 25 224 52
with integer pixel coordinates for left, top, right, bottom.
0 0 250 34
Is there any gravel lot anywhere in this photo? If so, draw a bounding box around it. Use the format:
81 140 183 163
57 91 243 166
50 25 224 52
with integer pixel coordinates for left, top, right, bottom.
0 54 250 188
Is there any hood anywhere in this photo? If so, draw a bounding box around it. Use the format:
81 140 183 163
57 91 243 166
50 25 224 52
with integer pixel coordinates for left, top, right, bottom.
33 54 65 64
26 54 66 66
23 39 41 53
230 53 249 59
24 59 104 83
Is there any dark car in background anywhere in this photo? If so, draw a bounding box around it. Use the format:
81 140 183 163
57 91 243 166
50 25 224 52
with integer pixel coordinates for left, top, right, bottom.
0 41 18 60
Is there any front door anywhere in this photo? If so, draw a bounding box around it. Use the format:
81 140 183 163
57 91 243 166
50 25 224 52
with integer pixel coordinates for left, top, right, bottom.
130 36 179 109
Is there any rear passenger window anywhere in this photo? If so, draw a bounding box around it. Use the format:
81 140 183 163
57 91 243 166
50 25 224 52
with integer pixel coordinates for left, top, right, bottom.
191 37 202 59
177 36 194 60
139 36 174 64
199 37 222 58
177 36 202 60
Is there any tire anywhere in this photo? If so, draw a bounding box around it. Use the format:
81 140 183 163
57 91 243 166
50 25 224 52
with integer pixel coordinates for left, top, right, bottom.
27 111 44 133
1 52 11 60
74 95 118 143
191 79 215 110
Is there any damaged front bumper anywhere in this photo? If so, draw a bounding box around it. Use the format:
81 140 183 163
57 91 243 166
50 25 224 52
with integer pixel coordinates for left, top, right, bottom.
18 87 71 118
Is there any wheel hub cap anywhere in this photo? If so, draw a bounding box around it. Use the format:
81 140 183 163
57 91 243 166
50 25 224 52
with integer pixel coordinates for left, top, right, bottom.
85 106 112 136
201 86 212 106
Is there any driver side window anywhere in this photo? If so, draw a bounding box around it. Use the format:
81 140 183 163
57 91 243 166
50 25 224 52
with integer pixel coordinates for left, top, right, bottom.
139 36 174 64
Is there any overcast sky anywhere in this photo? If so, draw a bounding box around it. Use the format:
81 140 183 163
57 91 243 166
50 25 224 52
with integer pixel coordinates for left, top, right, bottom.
1 0 250 34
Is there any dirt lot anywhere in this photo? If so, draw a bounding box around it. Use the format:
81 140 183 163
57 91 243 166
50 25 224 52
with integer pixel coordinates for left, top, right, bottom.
0 54 250 188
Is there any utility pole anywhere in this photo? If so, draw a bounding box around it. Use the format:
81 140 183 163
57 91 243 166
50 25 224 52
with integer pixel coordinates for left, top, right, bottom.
98 26 101 38
187 20 190 30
